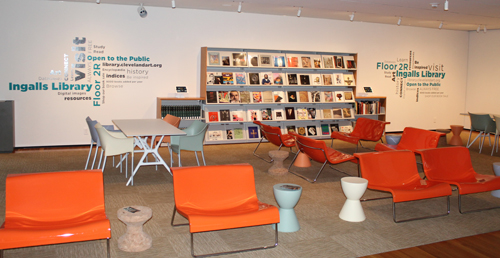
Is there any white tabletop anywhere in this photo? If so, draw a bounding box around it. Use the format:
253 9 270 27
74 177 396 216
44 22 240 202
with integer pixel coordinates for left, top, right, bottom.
113 119 186 137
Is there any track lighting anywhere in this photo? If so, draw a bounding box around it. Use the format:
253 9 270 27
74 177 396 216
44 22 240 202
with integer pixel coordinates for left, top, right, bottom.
439 21 443 29
172 0 175 9
444 0 448 11
350 12 355 22
238 2 242 13
397 17 401 26
138 3 147 18
297 7 302 17
484 25 487 33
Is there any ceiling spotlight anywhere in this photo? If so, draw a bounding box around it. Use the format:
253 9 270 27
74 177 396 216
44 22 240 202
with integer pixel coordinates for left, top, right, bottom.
484 25 487 33
439 21 443 29
138 3 147 18
297 7 302 17
444 0 449 11
238 2 242 13
172 0 175 9
350 12 355 22
397 17 401 26
96 0 100 4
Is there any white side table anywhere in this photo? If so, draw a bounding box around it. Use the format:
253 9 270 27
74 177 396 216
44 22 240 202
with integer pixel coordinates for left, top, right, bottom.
272 183 302 232
492 163 500 198
339 177 368 222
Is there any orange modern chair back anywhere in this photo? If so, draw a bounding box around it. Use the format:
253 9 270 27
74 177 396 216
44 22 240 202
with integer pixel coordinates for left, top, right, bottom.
416 146 500 213
375 127 444 152
354 150 452 222
253 121 295 163
331 117 390 151
171 164 279 257
0 170 110 257
288 133 356 182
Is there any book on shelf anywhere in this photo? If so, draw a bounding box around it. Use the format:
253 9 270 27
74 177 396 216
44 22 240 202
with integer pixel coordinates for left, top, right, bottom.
248 53 259 67
262 90 274 103
226 129 234 140
322 109 332 119
218 91 230 103
248 126 260 139
357 101 380 114
297 126 306 136
232 52 247 66
260 72 273 85
234 128 244 139
323 91 334 102
335 91 345 102
234 72 247 85
333 73 344 85
321 124 330 135
334 56 344 68
287 73 298 85
299 91 309 102
344 56 356 69
208 111 219 122
340 125 353 133
311 74 322 85
301 56 312 68
273 55 286 67
285 107 296 120
247 109 261 121
231 110 246 122
261 108 273 120
249 73 260 85
161 105 202 119
323 55 334 68
287 91 298 102
311 91 321 102
343 74 355 86
208 130 223 141
323 74 333 85
221 54 231 66
299 74 310 85
330 124 340 132
272 73 285 85
208 52 221 66
344 91 354 101
240 91 251 103
259 54 272 66
342 108 354 118
273 91 285 103
307 125 318 136
273 109 285 120
287 55 299 68
229 90 241 103
307 107 317 119
220 109 231 121
222 72 234 85
286 125 296 134
296 108 308 120
206 91 218 103
332 108 343 118
206 72 220 85
313 57 322 69
252 91 263 103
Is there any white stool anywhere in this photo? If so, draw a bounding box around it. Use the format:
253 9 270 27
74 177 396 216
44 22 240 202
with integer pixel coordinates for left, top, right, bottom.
492 163 500 198
339 177 368 222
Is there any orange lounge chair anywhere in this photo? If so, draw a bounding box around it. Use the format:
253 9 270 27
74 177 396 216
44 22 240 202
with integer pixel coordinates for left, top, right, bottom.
375 127 445 152
0 170 111 257
253 121 295 163
171 164 279 257
416 146 500 213
331 117 390 152
289 133 356 183
354 150 452 222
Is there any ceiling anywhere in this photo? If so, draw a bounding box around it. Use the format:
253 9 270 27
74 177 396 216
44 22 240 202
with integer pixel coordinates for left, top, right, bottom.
58 0 500 31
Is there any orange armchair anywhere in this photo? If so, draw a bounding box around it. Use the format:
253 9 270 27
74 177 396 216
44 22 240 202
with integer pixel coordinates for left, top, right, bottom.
416 146 500 213
331 117 390 152
253 121 295 163
0 170 111 257
375 127 445 152
354 150 452 222
289 133 356 183
171 164 279 257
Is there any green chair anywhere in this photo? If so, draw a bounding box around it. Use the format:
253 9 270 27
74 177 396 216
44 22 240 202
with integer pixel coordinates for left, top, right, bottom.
492 115 500 156
170 120 209 167
466 113 496 153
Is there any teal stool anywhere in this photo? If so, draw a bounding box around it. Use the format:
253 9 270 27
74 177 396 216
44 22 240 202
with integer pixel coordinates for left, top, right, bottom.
272 183 302 232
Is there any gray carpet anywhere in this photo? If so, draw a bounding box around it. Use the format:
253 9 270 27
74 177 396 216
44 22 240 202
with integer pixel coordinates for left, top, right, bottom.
1 131 500 258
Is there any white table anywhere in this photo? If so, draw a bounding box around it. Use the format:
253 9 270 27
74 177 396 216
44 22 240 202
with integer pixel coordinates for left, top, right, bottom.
113 119 186 186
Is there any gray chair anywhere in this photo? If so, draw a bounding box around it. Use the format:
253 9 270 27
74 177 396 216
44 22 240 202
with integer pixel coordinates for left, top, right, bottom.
492 115 500 156
95 123 134 178
170 120 209 167
85 117 122 170
466 113 496 153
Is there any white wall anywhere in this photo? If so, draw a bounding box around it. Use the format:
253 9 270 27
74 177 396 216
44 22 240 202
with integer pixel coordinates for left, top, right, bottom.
466 29 500 128
1 0 470 147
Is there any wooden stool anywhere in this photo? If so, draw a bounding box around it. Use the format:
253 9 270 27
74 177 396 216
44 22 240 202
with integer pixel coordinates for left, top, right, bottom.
117 206 152 252
449 125 464 146
268 150 289 175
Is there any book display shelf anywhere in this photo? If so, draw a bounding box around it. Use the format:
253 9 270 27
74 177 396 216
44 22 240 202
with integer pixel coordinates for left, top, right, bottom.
355 96 387 121
201 47 364 144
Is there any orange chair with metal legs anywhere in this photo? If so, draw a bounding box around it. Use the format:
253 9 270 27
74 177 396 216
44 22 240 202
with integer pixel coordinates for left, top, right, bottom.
354 150 452 223
331 117 390 152
171 164 279 257
416 146 500 214
288 133 356 183
375 127 445 152
253 121 295 163
0 170 111 257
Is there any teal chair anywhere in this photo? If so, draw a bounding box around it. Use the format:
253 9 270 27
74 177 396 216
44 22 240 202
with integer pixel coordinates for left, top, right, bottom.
170 120 209 167
492 115 500 156
466 113 496 153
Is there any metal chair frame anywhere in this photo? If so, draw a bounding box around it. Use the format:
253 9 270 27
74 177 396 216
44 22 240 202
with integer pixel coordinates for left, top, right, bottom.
253 130 294 163
466 113 496 153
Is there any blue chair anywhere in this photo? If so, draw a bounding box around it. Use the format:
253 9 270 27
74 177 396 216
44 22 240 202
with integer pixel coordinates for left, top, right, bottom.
466 113 496 153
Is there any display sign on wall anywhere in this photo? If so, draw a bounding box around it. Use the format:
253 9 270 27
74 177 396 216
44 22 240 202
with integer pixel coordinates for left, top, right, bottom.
7 36 163 107
376 50 448 102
